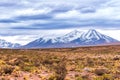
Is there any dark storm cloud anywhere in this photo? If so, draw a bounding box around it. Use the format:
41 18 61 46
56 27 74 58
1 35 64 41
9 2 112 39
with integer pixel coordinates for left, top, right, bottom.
0 0 119 30
0 19 17 23
15 14 53 21
0 3 16 7
11 19 120 30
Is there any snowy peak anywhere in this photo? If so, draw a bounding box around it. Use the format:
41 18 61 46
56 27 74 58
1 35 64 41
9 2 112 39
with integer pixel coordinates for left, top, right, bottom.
0 39 21 48
27 30 83 44
82 29 103 40
54 30 83 43
80 29 118 44
64 30 83 38
23 29 119 48
87 29 99 36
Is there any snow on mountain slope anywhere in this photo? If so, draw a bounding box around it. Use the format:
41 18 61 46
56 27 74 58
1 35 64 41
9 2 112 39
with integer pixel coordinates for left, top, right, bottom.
81 29 103 40
53 30 83 43
0 39 21 48
79 29 118 44
23 30 83 48
23 29 119 48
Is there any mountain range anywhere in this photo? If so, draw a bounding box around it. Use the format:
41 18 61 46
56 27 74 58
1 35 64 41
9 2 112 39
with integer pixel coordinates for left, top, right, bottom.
22 29 119 48
0 29 119 48
0 39 21 48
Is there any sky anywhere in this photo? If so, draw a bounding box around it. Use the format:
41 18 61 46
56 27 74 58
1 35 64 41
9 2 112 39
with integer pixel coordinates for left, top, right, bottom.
0 0 120 45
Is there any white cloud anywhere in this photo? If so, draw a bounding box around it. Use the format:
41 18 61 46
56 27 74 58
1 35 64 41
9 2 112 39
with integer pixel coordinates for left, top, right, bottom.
0 29 72 45
15 8 52 16
54 5 120 20
54 10 80 19
0 0 120 44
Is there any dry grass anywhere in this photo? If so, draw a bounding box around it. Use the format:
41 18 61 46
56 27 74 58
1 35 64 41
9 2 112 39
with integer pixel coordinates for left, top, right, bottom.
0 45 120 80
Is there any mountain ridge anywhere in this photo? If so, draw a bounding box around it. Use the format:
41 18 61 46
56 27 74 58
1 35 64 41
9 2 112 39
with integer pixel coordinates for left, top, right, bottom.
0 39 21 48
23 29 119 48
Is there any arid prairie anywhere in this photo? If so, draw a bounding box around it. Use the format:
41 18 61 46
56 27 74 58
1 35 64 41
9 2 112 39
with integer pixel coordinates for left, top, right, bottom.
0 45 120 80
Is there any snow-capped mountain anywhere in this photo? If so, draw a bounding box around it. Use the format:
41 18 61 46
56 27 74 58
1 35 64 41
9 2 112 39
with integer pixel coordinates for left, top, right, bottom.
72 29 118 45
23 29 119 48
23 30 83 48
0 39 21 48
53 30 83 43
81 29 116 42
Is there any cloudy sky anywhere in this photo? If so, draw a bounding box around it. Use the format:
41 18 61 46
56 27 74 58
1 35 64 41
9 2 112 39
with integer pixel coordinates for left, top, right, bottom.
0 0 120 45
